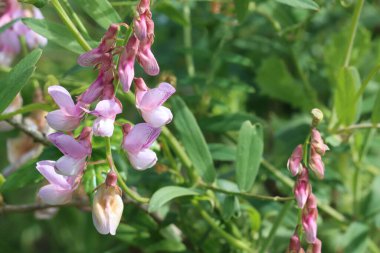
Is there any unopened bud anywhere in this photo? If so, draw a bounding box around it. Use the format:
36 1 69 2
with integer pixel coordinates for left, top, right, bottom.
106 171 118 187
311 108 323 127
306 238 322 253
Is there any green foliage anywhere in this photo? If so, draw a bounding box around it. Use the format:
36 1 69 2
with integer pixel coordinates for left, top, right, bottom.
274 0 319 10
172 96 216 183
77 0 121 29
0 49 42 113
149 186 200 212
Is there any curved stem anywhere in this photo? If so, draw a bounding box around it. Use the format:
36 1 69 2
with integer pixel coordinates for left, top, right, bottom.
50 0 92 52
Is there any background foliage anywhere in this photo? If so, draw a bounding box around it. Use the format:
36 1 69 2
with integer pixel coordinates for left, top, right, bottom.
1 0 380 252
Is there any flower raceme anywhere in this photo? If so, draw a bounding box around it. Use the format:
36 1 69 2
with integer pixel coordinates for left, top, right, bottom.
0 0 47 66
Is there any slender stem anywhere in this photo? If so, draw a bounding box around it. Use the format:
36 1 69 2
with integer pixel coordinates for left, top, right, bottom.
343 0 365 67
0 103 51 121
0 201 89 214
61 0 90 37
352 161 361 217
183 0 195 78
368 239 380 253
259 201 292 253
105 137 149 203
202 184 293 202
50 0 92 52
336 123 380 133
6 118 50 146
193 201 251 251
355 64 380 101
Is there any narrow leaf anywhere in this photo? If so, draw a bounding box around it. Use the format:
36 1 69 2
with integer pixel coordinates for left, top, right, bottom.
77 0 121 29
0 49 42 113
236 121 264 192
234 0 250 22
274 0 319 10
171 97 216 183
148 186 199 212
371 89 380 124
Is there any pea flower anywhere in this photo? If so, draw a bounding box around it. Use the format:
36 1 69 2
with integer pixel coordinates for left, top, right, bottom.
122 123 161 170
48 127 92 176
134 78 176 128
90 98 122 137
302 194 318 244
92 171 123 235
46 85 84 132
309 147 325 179
310 129 329 156
306 238 322 253
294 167 310 208
287 144 303 176
287 231 304 253
36 160 79 205
118 35 139 92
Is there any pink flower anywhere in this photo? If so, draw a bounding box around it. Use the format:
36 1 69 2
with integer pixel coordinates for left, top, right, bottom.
134 78 175 127
46 85 84 132
88 98 122 137
310 129 329 156
92 171 123 235
134 13 147 41
48 127 92 176
122 123 161 170
78 24 119 67
309 147 324 179
36 160 79 205
302 194 318 244
78 69 114 104
307 238 322 253
294 168 310 208
287 232 302 253
287 144 303 176
118 35 139 92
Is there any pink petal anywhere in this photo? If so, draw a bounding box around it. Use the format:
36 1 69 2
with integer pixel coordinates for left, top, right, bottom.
46 110 82 132
48 86 77 115
77 48 102 67
93 117 115 137
128 149 157 170
122 123 161 153
136 47 159 76
138 82 175 111
38 184 73 205
48 132 89 159
36 160 71 189
133 14 147 41
141 106 173 127
93 99 122 118
78 75 104 104
55 156 86 176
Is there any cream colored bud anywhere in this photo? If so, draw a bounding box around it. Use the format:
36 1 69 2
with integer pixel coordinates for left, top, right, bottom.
92 184 124 235
311 108 323 127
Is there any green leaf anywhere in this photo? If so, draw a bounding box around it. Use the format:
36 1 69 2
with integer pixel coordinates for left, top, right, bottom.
216 180 241 221
199 113 264 133
341 222 369 253
171 97 216 183
234 0 250 22
274 0 319 10
256 57 309 110
236 121 264 192
0 19 20 34
154 1 188 26
371 89 380 124
208 143 236 162
334 67 362 126
23 18 86 54
77 0 121 29
149 186 199 212
0 49 42 114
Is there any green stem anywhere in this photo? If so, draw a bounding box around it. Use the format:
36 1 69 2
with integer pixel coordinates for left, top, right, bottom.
355 64 380 101
336 123 380 133
343 0 365 67
259 201 292 253
194 201 251 251
61 0 90 37
105 137 149 203
50 0 92 52
202 184 293 202
183 0 195 78
0 103 52 121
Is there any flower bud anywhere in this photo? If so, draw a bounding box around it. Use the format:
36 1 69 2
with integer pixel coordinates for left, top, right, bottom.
287 233 301 253
287 145 303 176
306 238 322 253
294 168 310 208
311 108 323 127
309 148 324 179
302 194 318 244
310 129 329 156
92 183 123 235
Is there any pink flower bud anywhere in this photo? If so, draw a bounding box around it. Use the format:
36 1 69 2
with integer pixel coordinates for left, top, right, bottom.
287 145 303 176
106 171 118 187
287 233 301 253
306 238 322 253
92 183 123 235
302 194 318 244
134 13 147 41
79 69 114 104
118 35 139 92
310 129 329 156
294 168 310 208
137 0 150 15
309 147 324 179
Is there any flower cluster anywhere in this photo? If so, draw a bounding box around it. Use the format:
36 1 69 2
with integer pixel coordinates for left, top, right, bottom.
0 0 47 66
35 0 175 235
286 109 328 253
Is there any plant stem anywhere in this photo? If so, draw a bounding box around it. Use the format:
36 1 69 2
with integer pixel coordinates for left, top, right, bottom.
193 201 251 251
355 64 380 101
6 118 50 146
343 0 365 67
61 0 90 37
259 201 292 253
202 184 293 202
336 123 380 133
105 137 149 203
50 0 92 52
183 0 195 78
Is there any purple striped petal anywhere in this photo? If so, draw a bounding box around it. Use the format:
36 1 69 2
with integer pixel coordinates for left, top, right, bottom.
48 133 89 158
122 123 161 154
